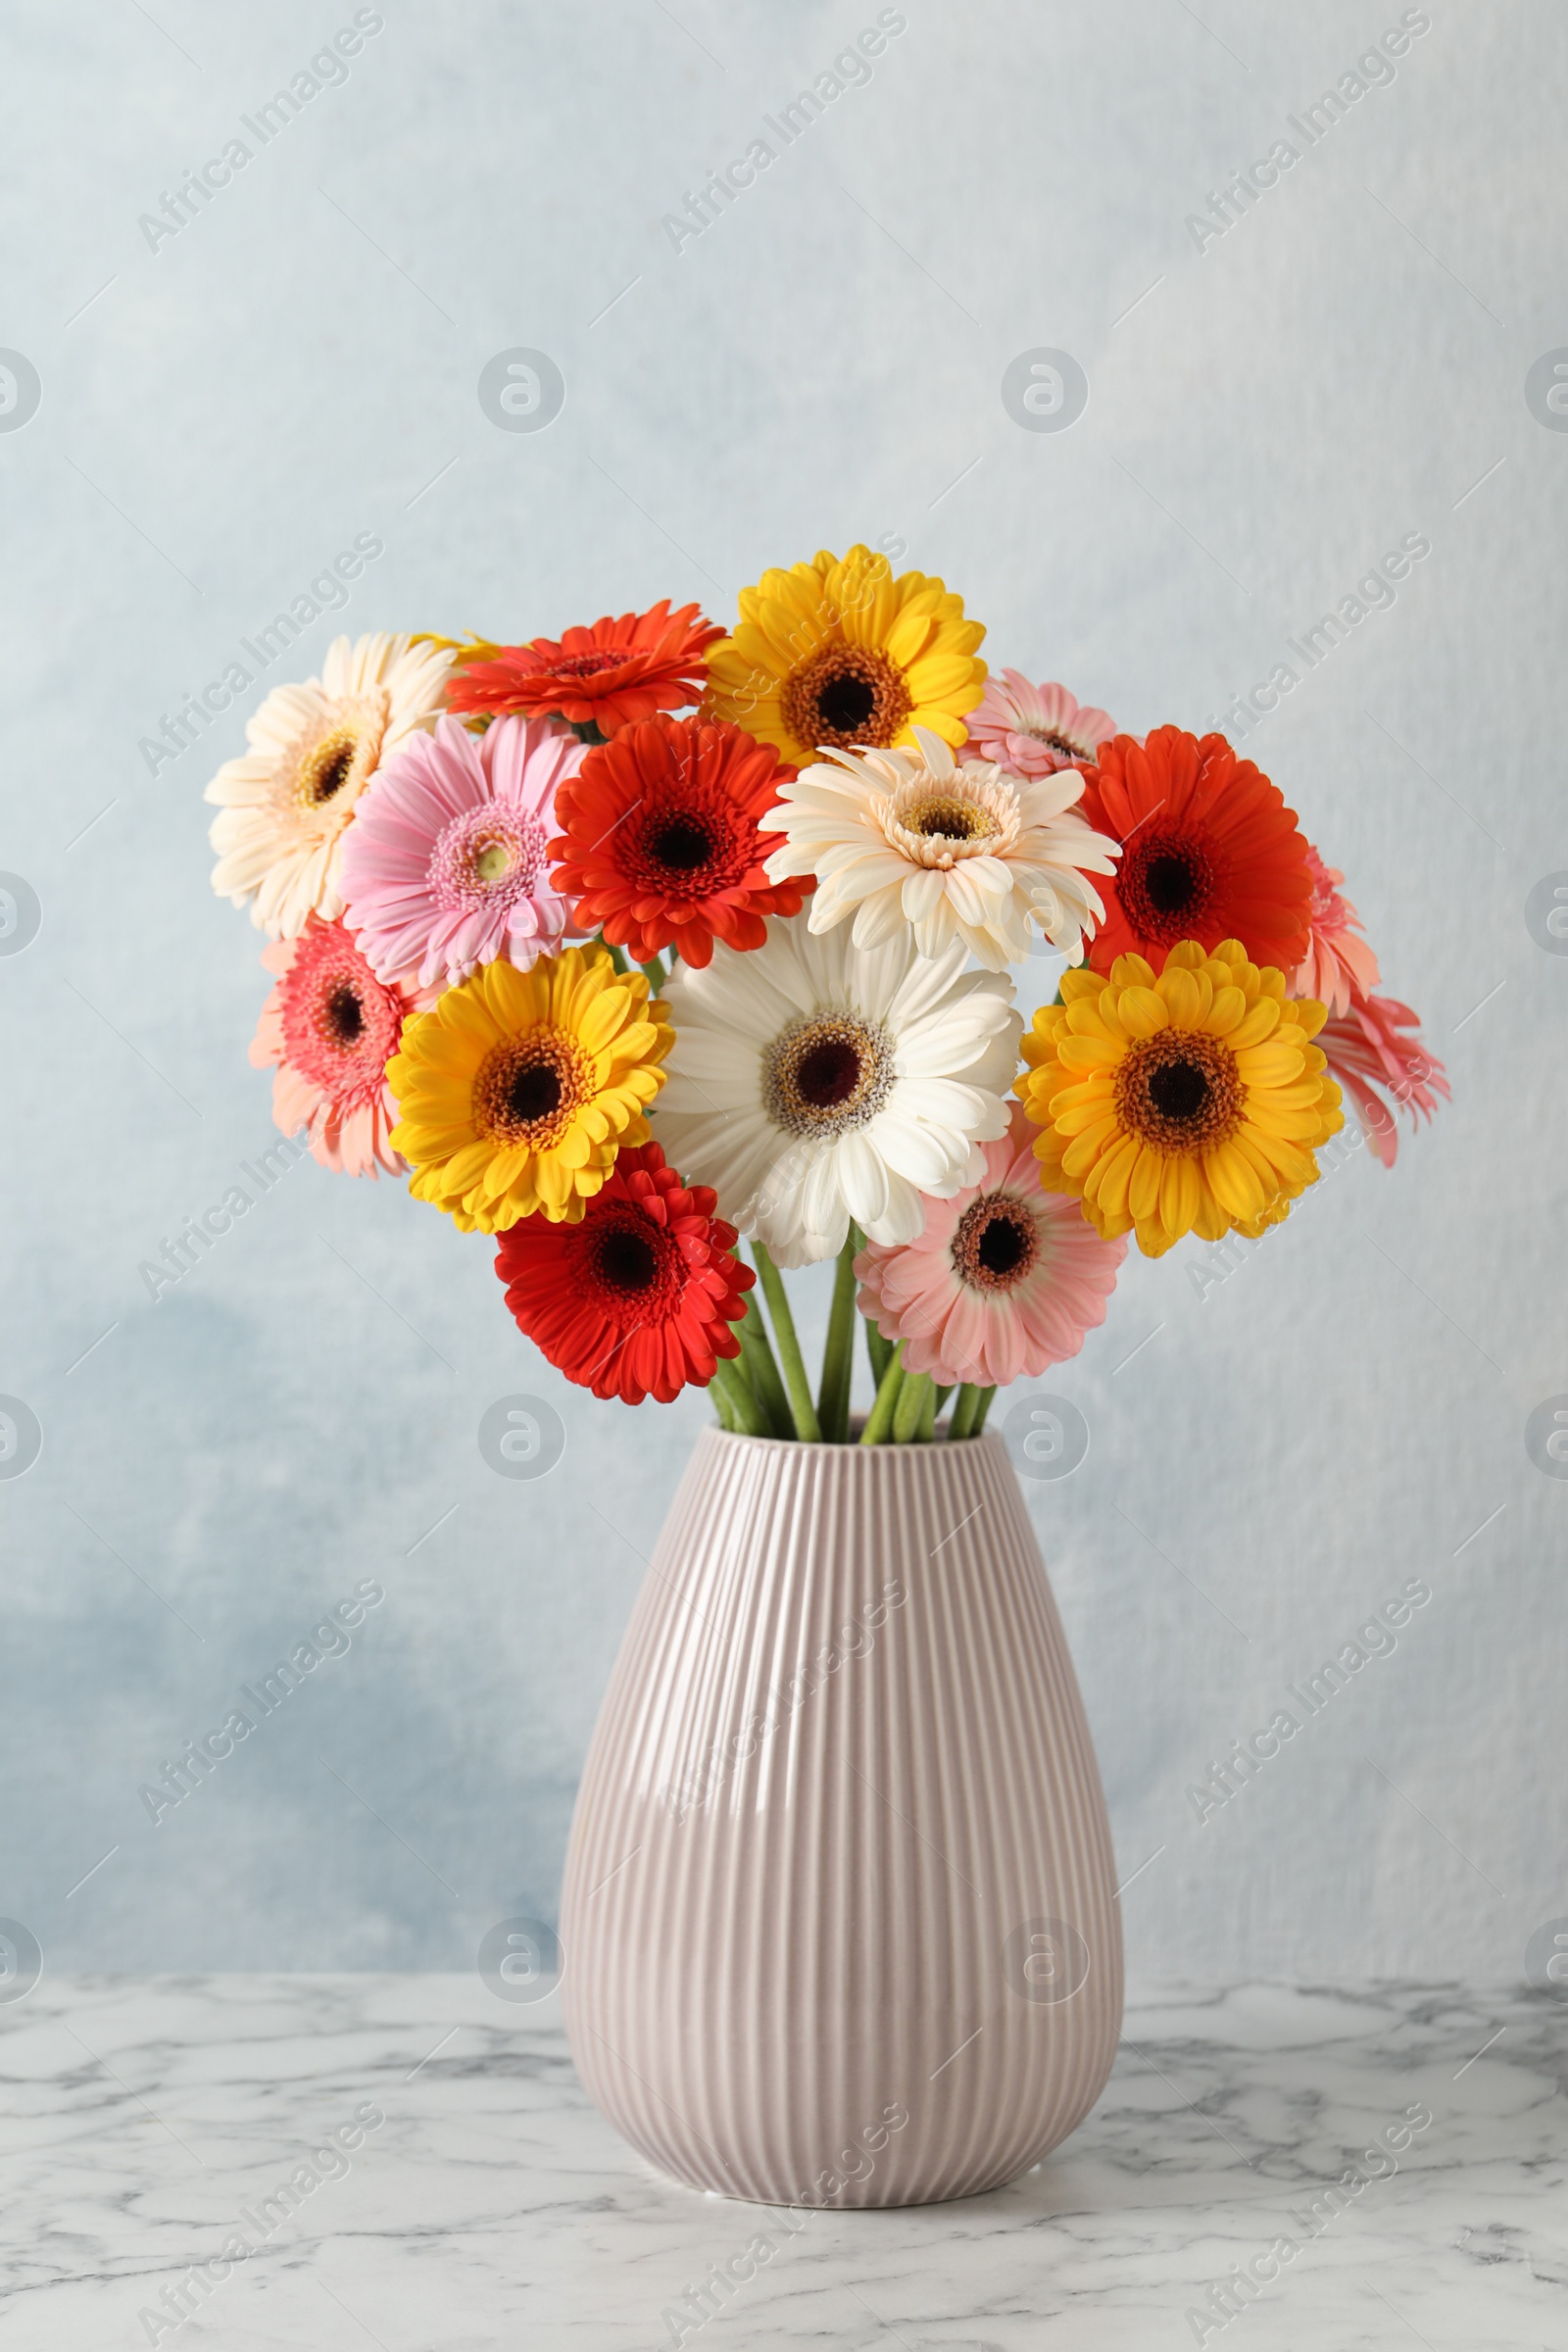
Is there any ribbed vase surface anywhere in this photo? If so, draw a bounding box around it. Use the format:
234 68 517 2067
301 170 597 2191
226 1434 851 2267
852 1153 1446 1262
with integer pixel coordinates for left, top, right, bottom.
559 1427 1122 2208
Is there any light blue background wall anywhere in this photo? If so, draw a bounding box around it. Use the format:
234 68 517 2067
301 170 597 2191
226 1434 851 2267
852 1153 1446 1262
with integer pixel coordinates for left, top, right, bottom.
1 0 1562 1980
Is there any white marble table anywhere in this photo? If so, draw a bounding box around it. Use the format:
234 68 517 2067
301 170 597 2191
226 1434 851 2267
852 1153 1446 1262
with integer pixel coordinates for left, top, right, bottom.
4 1976 1563 2349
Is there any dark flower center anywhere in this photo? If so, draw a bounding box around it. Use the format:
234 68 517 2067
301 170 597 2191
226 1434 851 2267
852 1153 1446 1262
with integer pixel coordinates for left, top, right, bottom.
952 1194 1039 1293
794 1037 862 1107
1115 1029 1242 1153
763 1011 894 1137
624 783 758 904
506 1062 563 1125
475 1027 591 1146
572 1203 685 1331
322 982 365 1046
978 1214 1030 1276
548 650 624 679
781 642 913 755
816 671 876 732
1147 1057 1209 1121
1118 828 1223 946
1028 725 1091 760
1144 854 1200 915
595 1225 661 1294
648 814 713 871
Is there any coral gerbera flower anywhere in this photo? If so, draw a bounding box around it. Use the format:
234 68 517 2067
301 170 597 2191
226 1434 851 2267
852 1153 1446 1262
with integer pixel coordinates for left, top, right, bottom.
1078 727 1314 979
207 634 453 940
386 947 672 1233
1319 992 1448 1168
1291 847 1381 1018
340 712 585 988
547 715 806 968
855 1103 1126 1389
249 915 436 1178
650 913 1020 1267
495 1142 755 1404
1017 939 1344 1258
443 602 723 735
763 724 1120 971
702 544 987 771
966 672 1118 778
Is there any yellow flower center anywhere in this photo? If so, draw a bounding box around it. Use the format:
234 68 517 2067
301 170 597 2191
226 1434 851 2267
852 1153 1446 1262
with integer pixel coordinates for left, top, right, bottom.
782 642 912 754
288 690 391 814
880 763 1020 872
1114 1029 1243 1154
474 1025 595 1149
908 794 995 842
473 838 514 883
299 727 363 806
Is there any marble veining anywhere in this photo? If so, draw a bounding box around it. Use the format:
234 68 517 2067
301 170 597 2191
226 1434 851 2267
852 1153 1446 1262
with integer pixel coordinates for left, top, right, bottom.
1 1976 1563 2349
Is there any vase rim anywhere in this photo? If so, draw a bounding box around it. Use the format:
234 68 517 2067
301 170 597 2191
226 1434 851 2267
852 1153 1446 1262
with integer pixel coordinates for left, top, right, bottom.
703 1421 1006 1452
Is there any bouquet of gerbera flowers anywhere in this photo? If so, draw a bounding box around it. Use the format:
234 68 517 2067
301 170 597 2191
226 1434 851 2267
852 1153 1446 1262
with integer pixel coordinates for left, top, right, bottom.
205 548 1446 1443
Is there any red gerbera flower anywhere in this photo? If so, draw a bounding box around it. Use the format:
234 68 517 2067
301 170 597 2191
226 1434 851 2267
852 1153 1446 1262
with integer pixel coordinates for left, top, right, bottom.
496 1142 755 1404
445 601 724 735
547 714 808 968
1319 992 1448 1168
1079 726 1314 977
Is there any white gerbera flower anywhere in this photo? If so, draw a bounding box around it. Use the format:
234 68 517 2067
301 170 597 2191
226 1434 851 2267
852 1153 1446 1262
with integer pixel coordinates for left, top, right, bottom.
763 723 1121 970
207 633 454 940
649 914 1022 1267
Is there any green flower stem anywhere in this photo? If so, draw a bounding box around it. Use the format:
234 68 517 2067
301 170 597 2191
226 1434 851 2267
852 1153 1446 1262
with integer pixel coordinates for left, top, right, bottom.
859 1344 906 1446
712 1356 766 1436
709 1372 737 1432
947 1383 981 1441
603 940 629 974
816 1236 858 1444
892 1370 932 1444
972 1384 998 1434
864 1313 893 1389
918 1382 946 1442
638 954 667 995
752 1243 822 1444
737 1303 793 1439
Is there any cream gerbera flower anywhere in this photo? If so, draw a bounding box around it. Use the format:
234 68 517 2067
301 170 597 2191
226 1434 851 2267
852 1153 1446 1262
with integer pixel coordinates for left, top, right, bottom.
649 913 1021 1267
764 726 1121 970
206 633 453 940
702 544 987 770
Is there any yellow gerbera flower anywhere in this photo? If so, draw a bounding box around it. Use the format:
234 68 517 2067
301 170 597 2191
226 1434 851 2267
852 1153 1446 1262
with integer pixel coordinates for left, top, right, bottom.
386 948 672 1233
1016 938 1343 1258
702 544 987 772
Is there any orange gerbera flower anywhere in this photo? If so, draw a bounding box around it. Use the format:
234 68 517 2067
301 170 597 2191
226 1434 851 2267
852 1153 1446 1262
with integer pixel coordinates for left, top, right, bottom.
1079 726 1313 978
548 715 807 967
444 601 723 736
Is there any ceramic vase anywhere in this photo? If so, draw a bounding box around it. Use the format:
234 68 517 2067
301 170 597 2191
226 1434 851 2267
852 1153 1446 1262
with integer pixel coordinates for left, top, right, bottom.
559 1426 1121 2208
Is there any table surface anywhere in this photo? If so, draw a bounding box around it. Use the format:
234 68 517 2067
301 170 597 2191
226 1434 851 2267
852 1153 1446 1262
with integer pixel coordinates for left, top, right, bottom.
5 1975 1563 2350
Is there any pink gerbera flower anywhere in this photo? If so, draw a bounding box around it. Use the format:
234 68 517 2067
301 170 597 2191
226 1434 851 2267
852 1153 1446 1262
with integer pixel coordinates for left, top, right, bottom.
855 1103 1127 1388
1319 992 1448 1168
1291 847 1380 1017
250 915 436 1178
966 671 1117 778
340 712 585 988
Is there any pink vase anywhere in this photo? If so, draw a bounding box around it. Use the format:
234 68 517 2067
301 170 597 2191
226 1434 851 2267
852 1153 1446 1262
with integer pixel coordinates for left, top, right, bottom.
559 1426 1122 2208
